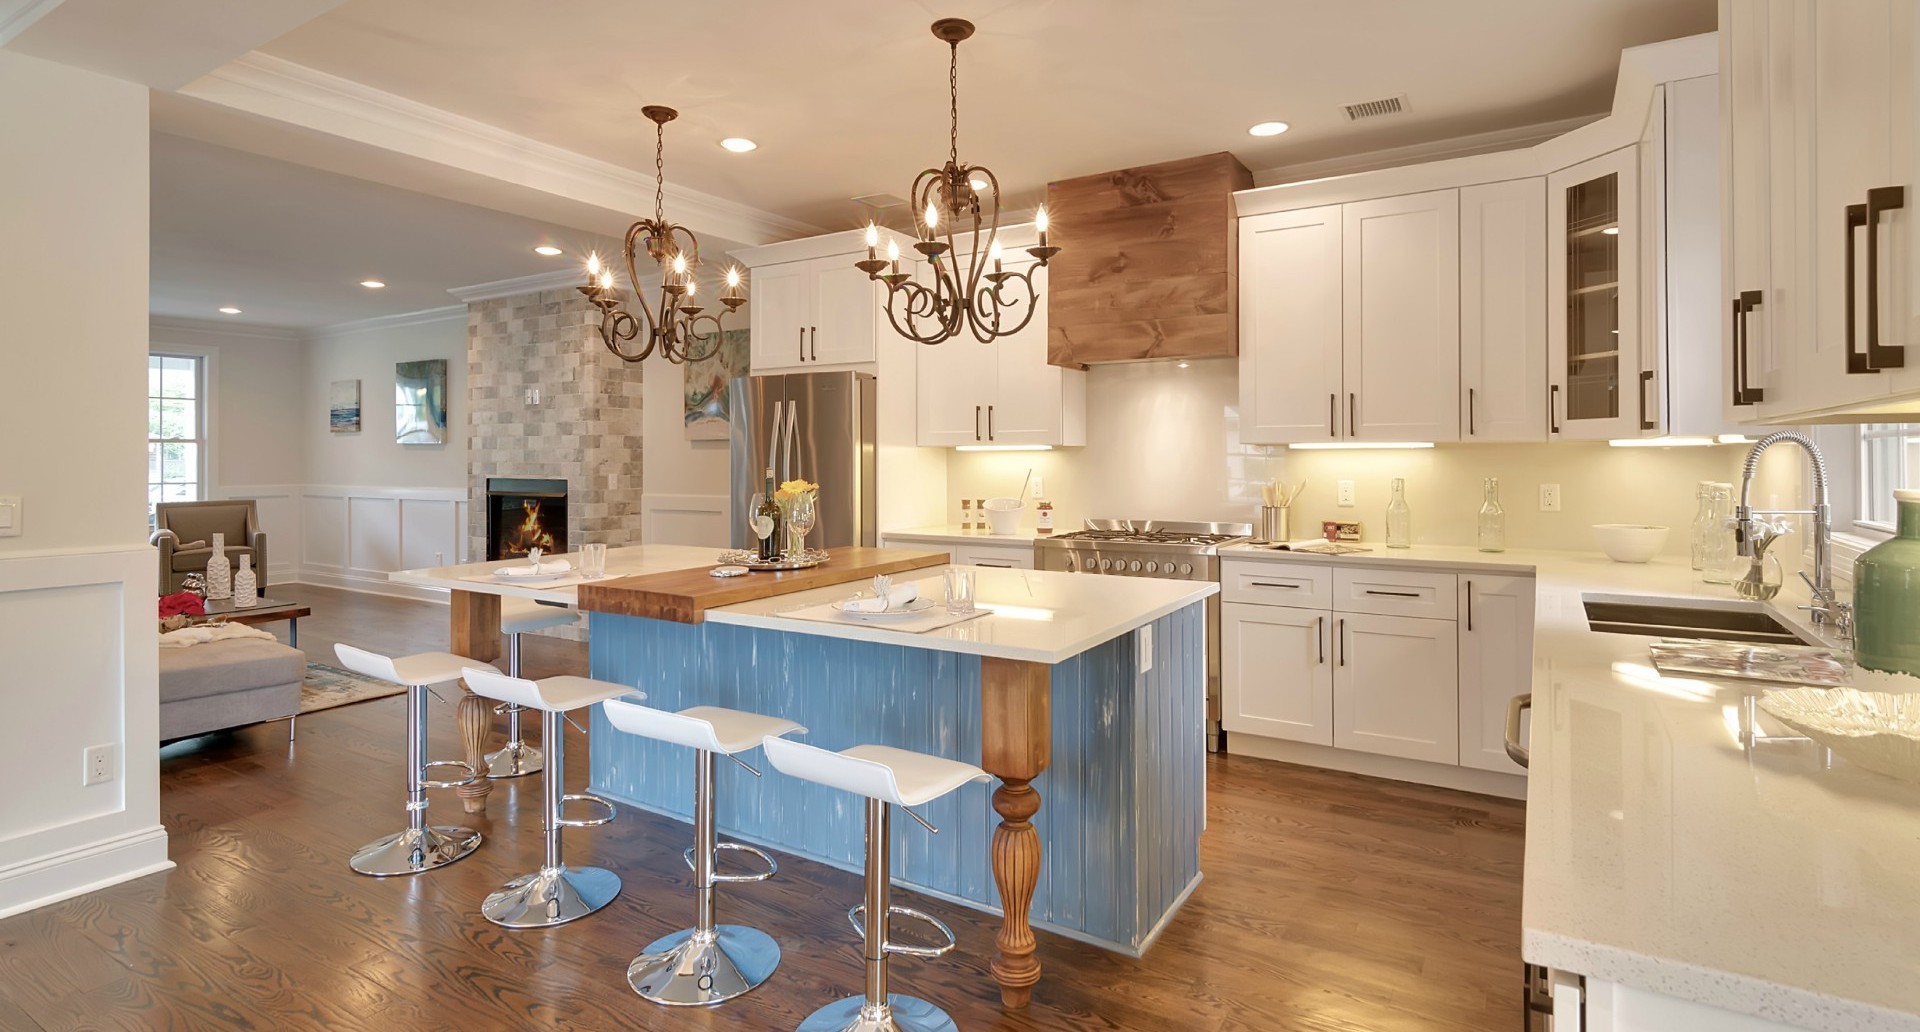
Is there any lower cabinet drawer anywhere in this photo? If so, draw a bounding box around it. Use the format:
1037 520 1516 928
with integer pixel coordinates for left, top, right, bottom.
1221 560 1332 609
950 544 1034 569
1333 567 1459 619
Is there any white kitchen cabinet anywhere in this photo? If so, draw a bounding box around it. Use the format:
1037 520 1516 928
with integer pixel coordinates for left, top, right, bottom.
1239 204 1345 443
916 256 1085 447
1343 190 1461 442
1458 575 1536 776
744 253 883 374
1549 147 1644 440
949 541 1034 569
1332 611 1459 764
1222 601 1331 745
1720 1 1784 421
1460 178 1548 442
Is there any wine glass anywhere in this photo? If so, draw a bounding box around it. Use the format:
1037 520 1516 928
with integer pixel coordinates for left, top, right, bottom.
787 491 817 555
746 492 774 549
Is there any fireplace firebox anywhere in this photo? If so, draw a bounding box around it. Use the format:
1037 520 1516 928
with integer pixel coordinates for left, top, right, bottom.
486 477 568 561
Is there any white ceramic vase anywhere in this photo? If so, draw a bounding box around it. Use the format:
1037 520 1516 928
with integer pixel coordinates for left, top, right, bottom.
233 553 257 608
205 532 232 600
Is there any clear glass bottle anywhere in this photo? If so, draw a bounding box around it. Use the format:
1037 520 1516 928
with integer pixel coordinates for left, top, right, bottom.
1478 478 1507 553
1688 480 1715 571
1702 483 1733 584
1385 478 1412 549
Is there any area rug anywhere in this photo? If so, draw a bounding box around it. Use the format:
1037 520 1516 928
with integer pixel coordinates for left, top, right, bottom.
301 662 406 715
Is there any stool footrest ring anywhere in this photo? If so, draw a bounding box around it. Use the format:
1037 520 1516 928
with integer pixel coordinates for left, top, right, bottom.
556 793 616 827
419 759 478 789
847 904 958 958
684 841 779 883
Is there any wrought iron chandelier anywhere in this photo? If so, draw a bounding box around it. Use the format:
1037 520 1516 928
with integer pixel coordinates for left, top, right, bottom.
854 18 1059 345
579 105 745 364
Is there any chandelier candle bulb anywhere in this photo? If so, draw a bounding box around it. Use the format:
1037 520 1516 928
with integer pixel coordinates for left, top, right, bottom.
1036 205 1049 247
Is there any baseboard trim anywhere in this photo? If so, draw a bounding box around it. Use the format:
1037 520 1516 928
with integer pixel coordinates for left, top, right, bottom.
1225 734 1528 800
292 569 448 605
0 824 172 920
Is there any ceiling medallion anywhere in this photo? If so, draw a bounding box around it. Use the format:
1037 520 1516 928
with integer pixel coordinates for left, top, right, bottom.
856 17 1060 345
580 105 746 364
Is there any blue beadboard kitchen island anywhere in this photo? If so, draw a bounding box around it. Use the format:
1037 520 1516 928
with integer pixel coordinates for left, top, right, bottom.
398 545 1214 1008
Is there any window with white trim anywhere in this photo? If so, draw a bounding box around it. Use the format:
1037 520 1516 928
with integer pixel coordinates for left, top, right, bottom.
148 353 206 520
1859 423 1919 533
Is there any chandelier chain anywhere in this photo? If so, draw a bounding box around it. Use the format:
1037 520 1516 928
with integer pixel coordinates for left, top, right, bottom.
654 119 666 225
948 40 959 171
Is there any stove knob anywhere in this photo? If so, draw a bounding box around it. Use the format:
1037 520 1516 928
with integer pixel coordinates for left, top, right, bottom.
1180 562 1193 576
1063 558 1076 572
1100 558 1112 570
1085 557 1097 570
1129 560 1142 572
1145 561 1159 573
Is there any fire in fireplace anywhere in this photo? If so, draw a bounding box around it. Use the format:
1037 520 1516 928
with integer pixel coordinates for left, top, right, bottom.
486 477 568 561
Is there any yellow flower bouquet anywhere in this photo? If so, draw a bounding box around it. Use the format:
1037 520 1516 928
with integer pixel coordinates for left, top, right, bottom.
774 479 820 554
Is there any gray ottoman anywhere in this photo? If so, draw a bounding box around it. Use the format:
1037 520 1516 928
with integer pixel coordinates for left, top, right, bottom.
158 637 306 741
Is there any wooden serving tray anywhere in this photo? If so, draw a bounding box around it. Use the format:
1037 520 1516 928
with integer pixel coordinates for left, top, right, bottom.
575 547 950 624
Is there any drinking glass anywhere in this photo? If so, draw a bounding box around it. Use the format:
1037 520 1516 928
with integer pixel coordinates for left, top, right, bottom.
746 492 774 545
943 567 975 615
580 543 607 579
787 491 818 555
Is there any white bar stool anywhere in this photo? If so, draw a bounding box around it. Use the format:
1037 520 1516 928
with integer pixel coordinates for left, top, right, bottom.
462 667 633 928
486 598 581 778
332 644 494 877
602 699 805 1007
763 736 990 1032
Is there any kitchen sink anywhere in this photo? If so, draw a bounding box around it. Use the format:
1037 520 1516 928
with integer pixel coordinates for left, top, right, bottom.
1584 594 1812 645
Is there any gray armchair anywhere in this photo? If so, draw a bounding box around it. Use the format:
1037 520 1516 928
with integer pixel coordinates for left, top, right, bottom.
153 499 268 595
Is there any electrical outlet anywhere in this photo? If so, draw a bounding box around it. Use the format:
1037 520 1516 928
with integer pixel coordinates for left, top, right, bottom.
1138 624 1154 672
1540 484 1562 512
84 744 114 786
1337 480 1356 507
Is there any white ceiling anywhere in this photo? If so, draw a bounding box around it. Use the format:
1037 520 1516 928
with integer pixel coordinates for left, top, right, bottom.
150 133 627 329
255 0 1716 229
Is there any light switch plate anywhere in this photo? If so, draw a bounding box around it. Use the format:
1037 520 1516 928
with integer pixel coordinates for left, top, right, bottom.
0 495 19 536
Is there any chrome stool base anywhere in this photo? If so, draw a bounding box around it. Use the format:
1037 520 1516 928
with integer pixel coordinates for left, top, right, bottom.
484 740 542 778
481 864 619 928
627 925 780 1006
796 994 958 1032
349 824 481 877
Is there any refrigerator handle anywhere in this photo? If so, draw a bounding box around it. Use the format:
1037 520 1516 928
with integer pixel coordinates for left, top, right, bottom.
783 397 799 481
766 400 785 480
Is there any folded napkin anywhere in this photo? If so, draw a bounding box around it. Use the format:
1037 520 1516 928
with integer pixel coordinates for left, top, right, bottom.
843 583 918 613
498 559 573 577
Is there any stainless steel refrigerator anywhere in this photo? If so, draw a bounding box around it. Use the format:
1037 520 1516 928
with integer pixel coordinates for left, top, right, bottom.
728 371 877 550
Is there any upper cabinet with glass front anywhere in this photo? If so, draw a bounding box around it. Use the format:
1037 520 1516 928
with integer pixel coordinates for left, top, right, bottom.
1548 147 1642 440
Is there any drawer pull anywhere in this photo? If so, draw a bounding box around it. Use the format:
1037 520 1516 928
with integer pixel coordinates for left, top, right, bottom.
1362 589 1421 598
974 561 1014 568
1336 618 1346 666
1249 581 1301 589
1314 615 1325 665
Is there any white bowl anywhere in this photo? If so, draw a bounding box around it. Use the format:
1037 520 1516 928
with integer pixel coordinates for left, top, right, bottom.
1759 687 1920 781
983 497 1022 536
1592 524 1669 563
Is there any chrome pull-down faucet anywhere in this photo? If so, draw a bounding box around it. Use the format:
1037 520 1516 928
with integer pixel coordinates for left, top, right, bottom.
1735 431 1851 636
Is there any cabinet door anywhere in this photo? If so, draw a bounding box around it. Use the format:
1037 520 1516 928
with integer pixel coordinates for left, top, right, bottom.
916 325 998 446
1222 602 1332 745
1548 147 1643 440
1332 612 1459 764
1239 206 1345 443
810 259 881 366
989 260 1083 445
1458 575 1535 775
1460 179 1547 441
1723 2 1777 422
749 262 813 373
1342 190 1462 442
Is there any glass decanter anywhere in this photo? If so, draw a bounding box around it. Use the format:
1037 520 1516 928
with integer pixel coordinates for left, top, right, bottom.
1477 478 1506 553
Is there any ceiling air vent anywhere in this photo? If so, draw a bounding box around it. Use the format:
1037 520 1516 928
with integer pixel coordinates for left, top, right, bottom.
1341 94 1408 122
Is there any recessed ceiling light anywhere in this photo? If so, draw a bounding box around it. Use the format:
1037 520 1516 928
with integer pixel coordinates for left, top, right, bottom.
218 306 242 315
1248 121 1290 137
719 137 757 153
533 245 564 257
360 280 386 289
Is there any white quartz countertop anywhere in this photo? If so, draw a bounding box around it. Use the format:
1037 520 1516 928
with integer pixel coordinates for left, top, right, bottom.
392 544 1214 665
880 525 1048 546
1514 553 1920 1031
1219 539 1546 575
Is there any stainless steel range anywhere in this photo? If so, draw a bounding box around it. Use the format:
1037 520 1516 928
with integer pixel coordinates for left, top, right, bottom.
1035 519 1250 749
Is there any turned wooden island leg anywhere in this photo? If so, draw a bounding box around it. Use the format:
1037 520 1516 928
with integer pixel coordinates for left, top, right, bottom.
448 589 502 815
981 656 1052 1009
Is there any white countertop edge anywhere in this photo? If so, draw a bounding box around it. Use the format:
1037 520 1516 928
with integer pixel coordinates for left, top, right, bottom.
1218 541 1544 575
1523 929 1920 1032
704 581 1219 665
880 525 1048 546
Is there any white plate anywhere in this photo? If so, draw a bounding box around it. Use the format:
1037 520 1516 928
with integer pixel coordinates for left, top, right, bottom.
831 597 938 620
493 570 572 584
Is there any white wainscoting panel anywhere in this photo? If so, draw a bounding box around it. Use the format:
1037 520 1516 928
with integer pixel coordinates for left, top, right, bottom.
0 546 171 917
214 485 301 586
399 498 461 571
642 493 729 547
347 496 401 574
229 485 468 601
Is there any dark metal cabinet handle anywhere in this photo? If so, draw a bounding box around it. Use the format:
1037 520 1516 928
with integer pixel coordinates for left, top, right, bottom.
1867 186 1906 370
1638 369 1656 431
987 405 994 440
1328 394 1337 437
1733 290 1765 405
1846 202 1872 374
1466 580 1474 632
1549 384 1560 434
974 405 982 441
799 326 806 362
1505 694 1532 768
975 561 1014 568
1348 393 1357 438
1363 589 1421 598
1249 581 1301 589
1314 615 1325 665
1468 386 1476 436
809 326 818 362
1336 618 1346 667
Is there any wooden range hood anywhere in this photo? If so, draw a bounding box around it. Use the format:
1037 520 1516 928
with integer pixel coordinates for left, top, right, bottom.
1044 151 1253 366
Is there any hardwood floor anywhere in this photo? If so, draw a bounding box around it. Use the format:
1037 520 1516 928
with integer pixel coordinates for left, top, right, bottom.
0 584 1526 1031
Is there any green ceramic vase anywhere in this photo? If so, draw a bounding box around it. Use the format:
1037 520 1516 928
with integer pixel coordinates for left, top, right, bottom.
1854 489 1920 677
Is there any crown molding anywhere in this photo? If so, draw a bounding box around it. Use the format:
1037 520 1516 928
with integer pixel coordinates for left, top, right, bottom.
148 315 303 343
1249 114 1598 188
307 303 467 340
179 52 822 247
0 0 63 47
446 269 585 304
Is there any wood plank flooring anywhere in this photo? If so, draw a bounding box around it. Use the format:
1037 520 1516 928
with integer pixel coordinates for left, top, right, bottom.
0 584 1526 1031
